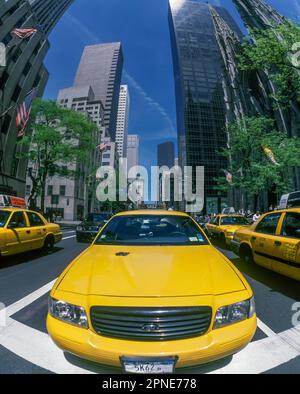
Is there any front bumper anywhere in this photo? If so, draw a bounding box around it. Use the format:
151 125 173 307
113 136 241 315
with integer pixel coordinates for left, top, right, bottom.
47 314 256 369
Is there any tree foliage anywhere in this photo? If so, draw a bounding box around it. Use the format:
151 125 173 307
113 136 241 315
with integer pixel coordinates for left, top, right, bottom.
216 116 300 197
238 22 300 109
18 99 98 212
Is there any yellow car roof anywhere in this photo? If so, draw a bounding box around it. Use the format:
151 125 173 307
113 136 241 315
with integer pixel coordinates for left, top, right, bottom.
0 207 39 213
219 214 245 218
265 207 300 214
114 210 189 217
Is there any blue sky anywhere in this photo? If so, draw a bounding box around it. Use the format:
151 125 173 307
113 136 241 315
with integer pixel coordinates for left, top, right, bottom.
44 0 300 171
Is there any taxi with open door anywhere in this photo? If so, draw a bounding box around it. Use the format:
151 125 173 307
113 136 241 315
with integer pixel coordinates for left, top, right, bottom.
231 208 300 281
0 206 62 258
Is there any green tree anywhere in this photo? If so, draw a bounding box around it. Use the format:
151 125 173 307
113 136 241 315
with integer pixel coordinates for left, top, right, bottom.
238 22 300 112
216 116 300 205
18 99 98 213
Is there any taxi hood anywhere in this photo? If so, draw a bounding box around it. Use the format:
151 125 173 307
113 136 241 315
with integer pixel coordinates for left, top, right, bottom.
57 245 246 297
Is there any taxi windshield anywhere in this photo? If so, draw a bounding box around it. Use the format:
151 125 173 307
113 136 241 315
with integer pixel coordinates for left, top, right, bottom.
221 216 249 225
0 210 11 227
95 215 209 246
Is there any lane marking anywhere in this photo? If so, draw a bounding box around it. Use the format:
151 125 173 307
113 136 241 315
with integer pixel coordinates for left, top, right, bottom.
208 336 299 374
257 318 277 338
1 278 299 374
279 326 300 353
0 319 95 374
3 279 57 318
62 231 76 234
62 235 76 241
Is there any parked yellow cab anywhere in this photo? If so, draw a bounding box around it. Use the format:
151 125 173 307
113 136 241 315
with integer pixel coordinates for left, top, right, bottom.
0 208 62 257
205 214 250 246
47 210 256 373
231 208 300 281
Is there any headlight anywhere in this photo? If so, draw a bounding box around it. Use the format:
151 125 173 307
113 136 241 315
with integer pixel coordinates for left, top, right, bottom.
48 298 88 328
213 297 255 329
76 226 83 231
226 232 235 236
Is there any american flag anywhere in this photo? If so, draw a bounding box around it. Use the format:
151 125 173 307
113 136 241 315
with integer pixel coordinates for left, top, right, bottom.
98 143 108 153
12 28 37 39
16 89 36 138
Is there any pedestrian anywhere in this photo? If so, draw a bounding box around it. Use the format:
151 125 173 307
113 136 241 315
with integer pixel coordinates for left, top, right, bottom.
253 211 261 222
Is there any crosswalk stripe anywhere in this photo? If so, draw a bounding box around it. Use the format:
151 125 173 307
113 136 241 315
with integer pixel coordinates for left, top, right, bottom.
0 278 299 374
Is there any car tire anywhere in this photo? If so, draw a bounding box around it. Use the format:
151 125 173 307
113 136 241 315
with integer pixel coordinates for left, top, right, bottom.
240 244 253 264
43 235 55 252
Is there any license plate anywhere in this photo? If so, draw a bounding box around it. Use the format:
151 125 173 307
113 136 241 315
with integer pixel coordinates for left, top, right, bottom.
121 357 176 374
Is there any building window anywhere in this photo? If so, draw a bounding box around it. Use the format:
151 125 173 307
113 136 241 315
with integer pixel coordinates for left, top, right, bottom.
60 185 66 196
47 185 53 196
51 195 59 205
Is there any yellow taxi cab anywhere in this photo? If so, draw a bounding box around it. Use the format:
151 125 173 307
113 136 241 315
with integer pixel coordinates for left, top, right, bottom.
47 210 256 373
231 208 300 281
205 214 250 246
0 207 62 257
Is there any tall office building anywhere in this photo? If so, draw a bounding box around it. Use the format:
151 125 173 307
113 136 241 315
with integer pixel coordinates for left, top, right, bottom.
127 134 139 172
157 141 175 169
233 0 284 30
26 38 122 220
74 43 124 140
116 85 130 158
0 0 73 197
157 142 175 208
28 0 74 34
168 0 242 213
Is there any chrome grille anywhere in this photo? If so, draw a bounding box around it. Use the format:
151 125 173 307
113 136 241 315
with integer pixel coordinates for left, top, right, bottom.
90 306 212 341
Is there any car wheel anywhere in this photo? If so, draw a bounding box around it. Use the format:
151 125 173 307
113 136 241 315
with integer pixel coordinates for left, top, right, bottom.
240 244 253 264
43 235 54 252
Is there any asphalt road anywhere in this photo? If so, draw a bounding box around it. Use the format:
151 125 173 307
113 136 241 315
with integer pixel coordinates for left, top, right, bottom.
0 231 299 374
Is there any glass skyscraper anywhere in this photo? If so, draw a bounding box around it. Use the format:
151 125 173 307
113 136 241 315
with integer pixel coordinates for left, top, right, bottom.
168 0 242 213
0 0 73 197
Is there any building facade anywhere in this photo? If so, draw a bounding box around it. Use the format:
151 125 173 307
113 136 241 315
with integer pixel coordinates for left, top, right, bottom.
127 134 140 173
232 0 284 30
115 85 130 158
74 43 124 141
233 0 300 193
157 141 175 169
28 0 74 35
168 0 242 213
26 84 105 221
0 0 73 198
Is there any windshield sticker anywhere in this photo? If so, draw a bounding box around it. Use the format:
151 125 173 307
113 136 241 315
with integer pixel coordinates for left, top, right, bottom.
189 237 198 242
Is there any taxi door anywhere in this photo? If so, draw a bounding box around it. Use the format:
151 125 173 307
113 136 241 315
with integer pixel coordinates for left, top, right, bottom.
25 211 47 250
250 212 283 270
5 211 33 255
206 216 220 237
271 211 300 280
